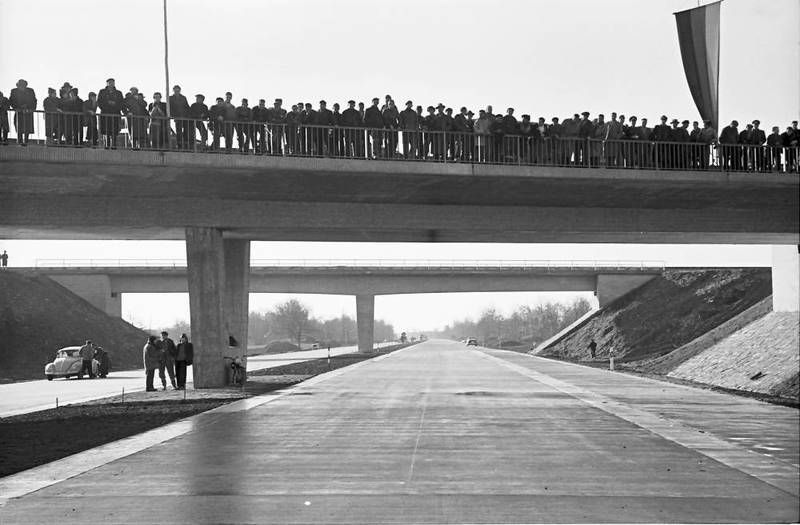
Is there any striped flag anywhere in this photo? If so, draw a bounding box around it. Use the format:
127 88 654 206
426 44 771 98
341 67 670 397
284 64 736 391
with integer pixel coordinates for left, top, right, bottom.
675 1 722 130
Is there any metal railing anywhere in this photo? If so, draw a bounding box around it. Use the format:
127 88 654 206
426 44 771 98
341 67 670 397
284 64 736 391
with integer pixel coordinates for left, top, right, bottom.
34 258 666 270
2 109 797 174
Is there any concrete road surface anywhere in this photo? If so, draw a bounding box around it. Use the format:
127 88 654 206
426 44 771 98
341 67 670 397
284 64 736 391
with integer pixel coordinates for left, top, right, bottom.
1 339 797 523
0 343 390 417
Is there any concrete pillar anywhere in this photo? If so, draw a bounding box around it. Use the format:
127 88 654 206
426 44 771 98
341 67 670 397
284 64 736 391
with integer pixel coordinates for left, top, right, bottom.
185 227 228 388
595 274 657 308
772 245 799 312
49 274 121 318
224 239 250 369
356 294 375 353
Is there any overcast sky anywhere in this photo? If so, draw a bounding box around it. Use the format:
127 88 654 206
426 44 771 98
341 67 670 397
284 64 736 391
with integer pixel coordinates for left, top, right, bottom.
1 0 797 332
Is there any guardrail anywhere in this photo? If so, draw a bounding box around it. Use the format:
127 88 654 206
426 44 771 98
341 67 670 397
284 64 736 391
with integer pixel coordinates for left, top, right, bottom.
34 258 666 270
3 109 797 173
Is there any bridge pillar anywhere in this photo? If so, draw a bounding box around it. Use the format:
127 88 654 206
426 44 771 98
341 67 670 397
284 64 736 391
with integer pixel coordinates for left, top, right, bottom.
49 274 122 318
356 294 375 353
772 245 799 312
595 274 657 308
186 228 250 388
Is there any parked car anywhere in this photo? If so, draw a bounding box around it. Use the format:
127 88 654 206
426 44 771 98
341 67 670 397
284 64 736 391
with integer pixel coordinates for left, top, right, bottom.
466 338 478 346
44 346 98 380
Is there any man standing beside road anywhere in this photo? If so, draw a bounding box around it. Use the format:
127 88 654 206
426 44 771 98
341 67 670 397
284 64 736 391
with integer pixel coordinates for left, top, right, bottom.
174 334 194 390
588 338 597 359
79 340 95 379
1 250 8 268
143 336 160 392
158 331 177 390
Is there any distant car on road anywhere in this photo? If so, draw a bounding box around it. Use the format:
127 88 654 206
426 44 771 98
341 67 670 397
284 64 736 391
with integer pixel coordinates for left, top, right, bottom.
44 346 98 380
466 338 478 346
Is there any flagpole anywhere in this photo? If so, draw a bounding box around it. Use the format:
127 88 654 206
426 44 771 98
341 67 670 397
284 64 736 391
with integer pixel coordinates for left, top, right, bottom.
163 0 171 118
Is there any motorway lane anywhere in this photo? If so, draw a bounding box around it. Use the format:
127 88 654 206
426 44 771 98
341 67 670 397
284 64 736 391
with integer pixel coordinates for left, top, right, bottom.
0 343 392 417
1 339 796 523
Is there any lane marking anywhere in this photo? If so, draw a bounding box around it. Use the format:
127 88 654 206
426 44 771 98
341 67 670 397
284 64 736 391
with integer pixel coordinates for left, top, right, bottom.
473 349 800 497
0 344 420 505
406 380 430 483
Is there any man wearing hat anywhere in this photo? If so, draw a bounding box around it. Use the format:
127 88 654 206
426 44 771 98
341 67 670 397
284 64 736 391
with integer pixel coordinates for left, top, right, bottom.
97 78 124 148
781 122 798 173
43 87 61 145
266 99 287 156
316 100 334 156
341 100 361 157
382 99 400 159
364 98 384 159
452 107 470 161
170 85 191 150
576 111 593 166
650 115 671 168
718 120 740 170
399 100 419 159
0 90 10 145
61 87 84 146
738 123 755 170
251 99 269 154
209 96 226 150
235 98 252 153
9 79 36 146
766 125 783 172
750 120 766 172
190 94 209 150
124 88 148 149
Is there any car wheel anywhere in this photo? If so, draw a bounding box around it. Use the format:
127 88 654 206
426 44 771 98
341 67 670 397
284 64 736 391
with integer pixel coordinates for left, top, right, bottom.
46 375 54 381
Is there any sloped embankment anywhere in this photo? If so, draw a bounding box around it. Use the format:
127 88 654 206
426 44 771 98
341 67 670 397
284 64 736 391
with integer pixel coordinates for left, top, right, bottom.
0 271 149 382
538 268 772 362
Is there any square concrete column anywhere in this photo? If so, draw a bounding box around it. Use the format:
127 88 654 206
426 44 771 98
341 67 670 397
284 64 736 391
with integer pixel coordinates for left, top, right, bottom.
772 245 799 312
356 294 375 353
224 239 250 369
186 227 228 388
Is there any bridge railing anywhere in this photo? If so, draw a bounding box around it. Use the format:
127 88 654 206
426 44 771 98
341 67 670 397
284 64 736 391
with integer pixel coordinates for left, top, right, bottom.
4 109 798 174
34 258 666 270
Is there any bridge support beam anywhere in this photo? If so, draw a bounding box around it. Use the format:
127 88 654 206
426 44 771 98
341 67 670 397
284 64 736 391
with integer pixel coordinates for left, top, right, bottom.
595 274 657 308
185 228 251 388
772 245 799 312
356 294 375 353
49 274 122 318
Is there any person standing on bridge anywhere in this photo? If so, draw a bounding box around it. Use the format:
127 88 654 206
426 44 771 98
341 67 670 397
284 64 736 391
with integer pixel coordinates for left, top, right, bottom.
9 79 36 146
143 335 160 392
97 78 124 149
158 331 178 390
0 91 9 145
170 85 191 150
190 94 209 151
174 333 193 390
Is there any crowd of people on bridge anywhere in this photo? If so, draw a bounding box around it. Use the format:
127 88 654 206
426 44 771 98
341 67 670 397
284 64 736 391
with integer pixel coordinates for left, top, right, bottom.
1 77 798 172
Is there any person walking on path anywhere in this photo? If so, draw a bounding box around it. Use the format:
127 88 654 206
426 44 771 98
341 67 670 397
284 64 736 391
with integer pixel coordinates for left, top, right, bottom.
143 335 161 392
157 331 178 390
588 338 597 359
78 340 95 378
174 333 194 390
1 250 8 268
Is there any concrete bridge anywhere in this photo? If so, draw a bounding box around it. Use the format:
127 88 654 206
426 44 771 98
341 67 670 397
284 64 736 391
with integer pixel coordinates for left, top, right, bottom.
2 146 798 387
23 261 663 352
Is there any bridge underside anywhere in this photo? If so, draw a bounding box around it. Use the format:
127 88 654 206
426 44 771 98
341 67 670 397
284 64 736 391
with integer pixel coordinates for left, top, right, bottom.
3 149 798 386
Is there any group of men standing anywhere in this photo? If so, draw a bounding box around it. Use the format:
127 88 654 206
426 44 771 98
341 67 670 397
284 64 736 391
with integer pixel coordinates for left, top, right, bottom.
2 78 799 172
143 331 193 391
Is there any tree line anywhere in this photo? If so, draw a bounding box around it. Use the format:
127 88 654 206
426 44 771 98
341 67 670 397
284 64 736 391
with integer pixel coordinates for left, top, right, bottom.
429 297 592 348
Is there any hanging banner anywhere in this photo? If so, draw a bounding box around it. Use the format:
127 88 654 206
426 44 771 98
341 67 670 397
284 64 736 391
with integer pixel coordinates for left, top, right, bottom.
674 1 722 129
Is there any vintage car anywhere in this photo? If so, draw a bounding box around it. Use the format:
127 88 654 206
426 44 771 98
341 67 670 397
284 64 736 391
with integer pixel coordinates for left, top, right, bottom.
45 346 98 380
466 338 478 346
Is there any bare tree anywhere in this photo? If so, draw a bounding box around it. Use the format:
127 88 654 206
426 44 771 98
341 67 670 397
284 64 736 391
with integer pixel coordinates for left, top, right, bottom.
273 299 310 349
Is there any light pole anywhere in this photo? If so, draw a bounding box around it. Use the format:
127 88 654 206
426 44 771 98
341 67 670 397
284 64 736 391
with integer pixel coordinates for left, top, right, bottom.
163 0 171 118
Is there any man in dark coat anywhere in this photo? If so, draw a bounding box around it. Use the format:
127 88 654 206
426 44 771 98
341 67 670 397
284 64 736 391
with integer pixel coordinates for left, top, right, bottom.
123 87 147 149
0 91 9 145
284 104 301 155
9 79 37 145
750 120 767 172
452 106 471 161
235 99 252 153
738 123 754 170
97 78 124 148
399 100 420 159
382 99 400 158
331 102 343 156
251 99 270 154
767 126 783 172
158 331 178 390
576 112 594 166
364 98 384 159
174 334 193 390
718 120 740 171
209 97 225 150
169 85 191 150
61 88 84 146
651 115 672 168
267 99 287 156
148 92 168 149
223 92 237 152
143 336 160 392
316 100 335 156
341 100 362 157
189 94 209 150
43 88 61 144
781 122 798 173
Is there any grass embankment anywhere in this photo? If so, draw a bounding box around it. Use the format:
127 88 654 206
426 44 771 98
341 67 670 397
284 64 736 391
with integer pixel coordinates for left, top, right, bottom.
0 344 411 477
